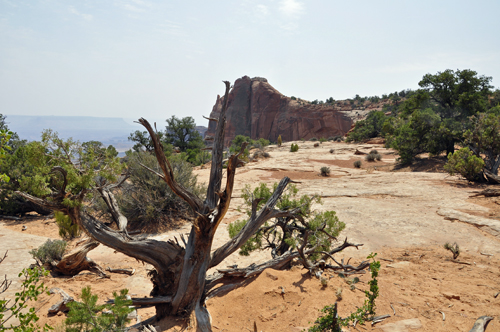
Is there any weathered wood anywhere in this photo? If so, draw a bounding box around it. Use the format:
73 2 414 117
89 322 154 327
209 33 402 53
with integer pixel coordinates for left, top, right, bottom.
205 81 231 210
209 177 293 268
107 295 172 307
484 170 500 184
79 212 184 273
16 82 367 332
54 237 108 277
468 316 493 332
97 175 129 235
0 215 21 221
48 288 74 315
470 188 500 197
203 115 219 123
106 267 135 275
139 118 204 213
205 251 301 299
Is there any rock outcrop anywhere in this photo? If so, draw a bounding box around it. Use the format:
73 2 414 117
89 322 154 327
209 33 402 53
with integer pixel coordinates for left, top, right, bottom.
205 76 353 145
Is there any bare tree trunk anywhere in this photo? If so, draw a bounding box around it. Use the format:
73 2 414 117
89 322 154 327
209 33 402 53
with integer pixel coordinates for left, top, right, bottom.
18 81 366 332
54 237 108 277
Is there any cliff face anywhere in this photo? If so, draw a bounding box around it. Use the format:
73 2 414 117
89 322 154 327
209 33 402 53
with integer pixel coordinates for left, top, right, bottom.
206 76 353 145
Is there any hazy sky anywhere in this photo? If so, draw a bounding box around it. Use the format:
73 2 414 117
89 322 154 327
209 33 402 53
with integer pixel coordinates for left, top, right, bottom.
1 0 499 126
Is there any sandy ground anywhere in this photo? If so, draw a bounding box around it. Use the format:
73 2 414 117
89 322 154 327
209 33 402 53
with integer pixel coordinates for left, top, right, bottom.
1 140 500 331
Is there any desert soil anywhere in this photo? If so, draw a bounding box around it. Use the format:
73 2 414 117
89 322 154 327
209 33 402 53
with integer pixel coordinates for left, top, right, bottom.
1 140 500 331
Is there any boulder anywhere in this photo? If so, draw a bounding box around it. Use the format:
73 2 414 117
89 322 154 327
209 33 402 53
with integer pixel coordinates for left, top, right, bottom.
205 76 353 145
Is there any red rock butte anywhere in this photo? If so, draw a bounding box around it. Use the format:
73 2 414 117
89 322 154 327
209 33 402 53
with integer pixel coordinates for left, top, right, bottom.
205 76 353 145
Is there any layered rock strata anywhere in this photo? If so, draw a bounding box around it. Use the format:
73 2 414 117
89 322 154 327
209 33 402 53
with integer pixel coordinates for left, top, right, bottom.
205 76 353 145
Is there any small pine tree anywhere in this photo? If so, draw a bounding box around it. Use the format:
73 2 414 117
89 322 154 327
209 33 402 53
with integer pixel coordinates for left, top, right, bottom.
444 147 484 181
55 211 80 240
65 286 133 332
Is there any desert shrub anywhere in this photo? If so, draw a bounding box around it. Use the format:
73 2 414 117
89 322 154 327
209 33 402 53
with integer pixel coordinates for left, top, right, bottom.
110 151 205 232
229 183 345 259
29 239 67 265
328 137 335 141
195 150 211 165
354 160 362 168
309 253 380 331
300 138 305 142
335 137 342 142
444 242 460 260
65 286 133 332
329 149 334 154
444 147 484 181
55 211 80 240
320 167 331 177
291 96 297 100
319 137 327 143
365 151 382 162
290 144 299 152
252 151 270 159
365 153 376 162
229 135 251 161
309 137 318 141
277 135 283 147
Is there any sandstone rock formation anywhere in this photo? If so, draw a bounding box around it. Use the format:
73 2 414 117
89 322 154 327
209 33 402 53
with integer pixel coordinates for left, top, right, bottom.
205 76 353 145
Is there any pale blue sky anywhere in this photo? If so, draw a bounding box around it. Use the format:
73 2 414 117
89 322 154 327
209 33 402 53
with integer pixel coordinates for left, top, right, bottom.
1 0 499 126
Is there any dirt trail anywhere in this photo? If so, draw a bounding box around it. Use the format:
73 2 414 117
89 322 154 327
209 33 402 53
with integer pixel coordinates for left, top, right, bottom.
2 141 500 331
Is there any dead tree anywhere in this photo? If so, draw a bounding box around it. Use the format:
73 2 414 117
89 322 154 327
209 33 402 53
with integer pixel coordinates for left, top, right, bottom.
18 81 365 331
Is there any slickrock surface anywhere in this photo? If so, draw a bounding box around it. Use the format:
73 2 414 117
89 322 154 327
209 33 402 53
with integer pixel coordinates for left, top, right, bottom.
2 141 500 331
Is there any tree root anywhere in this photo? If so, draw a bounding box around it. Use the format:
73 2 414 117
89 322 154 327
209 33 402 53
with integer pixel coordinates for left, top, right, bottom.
53 237 108 277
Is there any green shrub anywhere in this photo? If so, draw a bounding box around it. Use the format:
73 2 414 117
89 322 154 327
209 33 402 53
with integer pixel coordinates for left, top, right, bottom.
308 253 380 331
254 138 271 149
335 137 342 142
65 286 133 332
195 150 211 165
29 239 67 265
0 264 52 332
444 147 484 181
228 220 262 256
444 242 460 260
309 137 318 141
113 151 204 232
319 138 327 143
346 111 388 142
252 151 270 159
291 96 297 100
327 137 335 141
277 135 283 147
290 144 299 152
229 183 345 260
365 151 382 162
353 160 362 168
320 167 330 177
300 138 305 142
55 211 80 240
